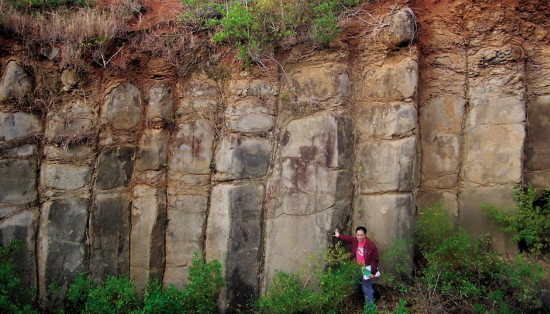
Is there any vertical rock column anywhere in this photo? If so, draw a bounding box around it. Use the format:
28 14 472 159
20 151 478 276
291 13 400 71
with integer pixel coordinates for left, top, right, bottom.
206 79 276 312
263 62 353 290
164 75 217 288
417 2 468 220
0 61 40 291
130 83 171 288
38 98 96 303
353 52 418 257
459 42 526 253
525 41 550 187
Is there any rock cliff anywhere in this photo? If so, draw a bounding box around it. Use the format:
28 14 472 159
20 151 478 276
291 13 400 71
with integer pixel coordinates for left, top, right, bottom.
0 0 549 312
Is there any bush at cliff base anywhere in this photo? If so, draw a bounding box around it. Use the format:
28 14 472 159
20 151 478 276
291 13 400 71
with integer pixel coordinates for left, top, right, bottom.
0 239 37 314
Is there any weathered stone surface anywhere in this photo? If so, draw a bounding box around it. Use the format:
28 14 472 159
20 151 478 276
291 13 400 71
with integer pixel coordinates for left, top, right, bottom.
472 44 524 68
136 129 169 171
96 146 135 190
271 165 353 217
206 184 264 313
525 95 550 171
0 112 42 141
134 171 166 186
164 195 207 289
225 98 275 133
353 193 414 253
525 170 550 188
263 203 350 291
38 198 88 301
0 159 37 205
5 144 36 158
468 97 525 129
264 110 353 291
288 63 350 106
90 193 130 281
130 185 166 288
281 112 353 169
0 209 38 287
41 163 92 190
356 137 416 194
362 59 418 101
147 84 174 121
45 99 95 141
420 96 465 188
356 102 417 140
179 75 219 113
102 83 142 129
0 61 32 102
170 119 214 175
462 124 524 185
61 69 80 91
458 186 517 254
214 135 271 180
385 8 417 47
418 190 459 220
45 145 91 161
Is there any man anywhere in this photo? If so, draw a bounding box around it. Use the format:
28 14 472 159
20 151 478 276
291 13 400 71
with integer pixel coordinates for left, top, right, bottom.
334 226 379 305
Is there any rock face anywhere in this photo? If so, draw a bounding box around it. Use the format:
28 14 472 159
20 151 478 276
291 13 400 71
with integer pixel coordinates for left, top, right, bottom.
0 61 32 102
0 1 549 312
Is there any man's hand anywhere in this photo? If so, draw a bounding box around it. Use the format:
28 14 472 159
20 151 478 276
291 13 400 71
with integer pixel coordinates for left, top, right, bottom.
334 228 340 237
368 274 376 279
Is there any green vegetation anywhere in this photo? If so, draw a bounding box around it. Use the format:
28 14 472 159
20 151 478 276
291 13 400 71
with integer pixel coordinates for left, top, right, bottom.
180 0 363 66
254 242 358 313
413 202 549 313
483 184 550 254
0 239 37 314
61 252 223 314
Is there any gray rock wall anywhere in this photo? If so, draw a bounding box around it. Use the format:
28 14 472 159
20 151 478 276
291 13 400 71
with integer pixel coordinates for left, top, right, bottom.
0 4 549 312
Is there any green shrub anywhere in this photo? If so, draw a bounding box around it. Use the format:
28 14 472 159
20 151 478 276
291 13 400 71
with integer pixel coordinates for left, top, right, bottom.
0 239 37 314
483 184 550 254
254 242 357 313
414 202 549 313
64 274 138 314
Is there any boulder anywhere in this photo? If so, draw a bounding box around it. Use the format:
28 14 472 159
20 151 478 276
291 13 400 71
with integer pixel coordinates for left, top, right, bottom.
384 8 417 47
0 61 32 102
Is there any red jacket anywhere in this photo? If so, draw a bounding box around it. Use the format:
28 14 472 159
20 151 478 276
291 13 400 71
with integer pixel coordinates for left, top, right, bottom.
337 234 379 275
